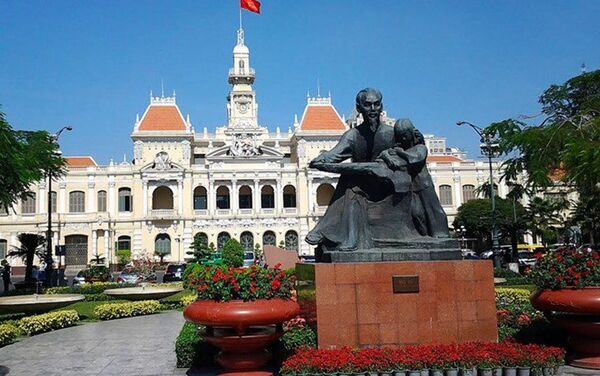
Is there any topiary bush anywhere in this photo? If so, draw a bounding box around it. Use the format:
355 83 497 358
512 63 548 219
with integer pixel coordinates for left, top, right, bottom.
0 323 19 346
281 326 317 352
221 239 244 267
94 300 161 320
175 322 204 368
18 310 79 336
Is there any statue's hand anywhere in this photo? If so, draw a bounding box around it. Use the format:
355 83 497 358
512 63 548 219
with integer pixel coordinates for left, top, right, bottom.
379 150 404 170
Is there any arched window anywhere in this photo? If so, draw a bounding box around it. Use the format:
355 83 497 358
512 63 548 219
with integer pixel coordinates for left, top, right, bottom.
283 185 296 208
193 186 207 210
316 184 335 206
0 239 7 259
285 230 299 251
118 188 132 212
240 231 254 252
155 234 171 255
152 186 173 209
239 185 252 209
439 185 453 206
462 184 476 202
261 185 274 209
117 235 131 251
21 193 36 214
97 190 107 212
69 191 85 213
50 191 57 213
216 186 230 209
217 232 231 250
65 235 88 266
262 231 276 247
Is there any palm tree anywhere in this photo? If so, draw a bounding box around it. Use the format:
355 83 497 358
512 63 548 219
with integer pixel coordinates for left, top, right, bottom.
7 233 46 282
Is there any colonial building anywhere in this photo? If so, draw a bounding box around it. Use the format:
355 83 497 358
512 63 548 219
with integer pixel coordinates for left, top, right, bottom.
0 28 508 269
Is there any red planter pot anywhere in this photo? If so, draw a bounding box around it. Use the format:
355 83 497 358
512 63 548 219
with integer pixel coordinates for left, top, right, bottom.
531 287 600 369
184 299 300 374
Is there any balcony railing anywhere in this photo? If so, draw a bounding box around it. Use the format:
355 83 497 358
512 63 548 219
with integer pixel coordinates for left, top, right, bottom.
260 208 275 215
283 207 297 214
239 209 253 215
228 68 255 77
193 209 208 217
150 209 178 219
216 209 231 216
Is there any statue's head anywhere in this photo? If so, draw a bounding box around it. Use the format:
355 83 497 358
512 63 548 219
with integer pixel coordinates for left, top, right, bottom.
394 119 416 148
356 88 383 127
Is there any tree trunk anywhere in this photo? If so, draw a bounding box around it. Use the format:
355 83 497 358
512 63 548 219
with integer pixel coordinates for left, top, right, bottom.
25 253 34 282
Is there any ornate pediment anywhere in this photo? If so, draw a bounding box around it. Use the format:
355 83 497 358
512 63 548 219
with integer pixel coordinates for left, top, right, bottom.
140 152 185 180
206 143 283 161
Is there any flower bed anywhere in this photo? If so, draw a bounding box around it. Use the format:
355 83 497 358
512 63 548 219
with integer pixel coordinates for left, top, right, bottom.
183 263 294 301
495 287 543 340
280 342 564 375
18 310 79 336
94 300 160 320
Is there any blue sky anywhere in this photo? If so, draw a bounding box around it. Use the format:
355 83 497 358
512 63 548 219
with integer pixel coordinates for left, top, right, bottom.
1 1 598 164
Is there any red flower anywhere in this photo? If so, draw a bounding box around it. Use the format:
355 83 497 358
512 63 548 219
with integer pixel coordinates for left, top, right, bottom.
271 279 281 290
274 263 282 269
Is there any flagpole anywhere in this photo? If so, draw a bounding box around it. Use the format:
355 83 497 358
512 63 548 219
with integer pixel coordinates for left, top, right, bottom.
239 7 243 30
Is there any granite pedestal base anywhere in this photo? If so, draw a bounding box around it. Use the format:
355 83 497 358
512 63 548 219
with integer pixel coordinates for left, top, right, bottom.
296 260 497 349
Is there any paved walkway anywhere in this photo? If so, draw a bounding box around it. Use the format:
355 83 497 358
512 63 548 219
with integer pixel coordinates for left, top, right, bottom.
0 311 595 376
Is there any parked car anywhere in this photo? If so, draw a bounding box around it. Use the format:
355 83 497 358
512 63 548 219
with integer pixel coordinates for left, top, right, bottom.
116 268 157 284
163 263 186 282
243 252 255 268
199 252 224 266
72 270 86 286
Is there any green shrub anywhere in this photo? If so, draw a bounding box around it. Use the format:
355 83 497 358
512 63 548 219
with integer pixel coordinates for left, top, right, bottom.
180 293 197 307
281 326 317 352
175 322 205 368
18 310 79 336
221 239 244 267
94 300 160 320
45 282 136 295
0 323 19 346
116 249 131 265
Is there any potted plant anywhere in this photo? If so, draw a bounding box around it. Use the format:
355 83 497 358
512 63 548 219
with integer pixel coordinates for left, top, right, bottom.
530 247 600 369
80 265 112 283
183 263 299 373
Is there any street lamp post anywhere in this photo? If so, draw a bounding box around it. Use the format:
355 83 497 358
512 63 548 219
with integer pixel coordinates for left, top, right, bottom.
457 121 502 268
46 126 72 287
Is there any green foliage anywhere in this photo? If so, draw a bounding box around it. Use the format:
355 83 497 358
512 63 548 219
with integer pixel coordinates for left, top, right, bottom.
175 322 207 368
495 287 543 341
80 265 112 281
526 197 569 246
221 239 244 267
0 110 66 212
0 323 19 346
7 233 46 282
46 282 136 295
94 300 161 320
89 253 106 265
115 249 131 265
18 310 79 336
180 293 197 307
487 70 600 242
281 326 317 352
453 198 527 249
187 233 213 262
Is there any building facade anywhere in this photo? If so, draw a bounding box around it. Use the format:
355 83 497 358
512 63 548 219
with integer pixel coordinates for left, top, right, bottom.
0 28 508 269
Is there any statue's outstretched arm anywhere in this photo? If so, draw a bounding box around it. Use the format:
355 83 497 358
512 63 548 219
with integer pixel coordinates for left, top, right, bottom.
309 132 353 167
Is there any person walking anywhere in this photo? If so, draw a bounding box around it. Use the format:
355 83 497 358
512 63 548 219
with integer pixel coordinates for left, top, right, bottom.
1 260 11 292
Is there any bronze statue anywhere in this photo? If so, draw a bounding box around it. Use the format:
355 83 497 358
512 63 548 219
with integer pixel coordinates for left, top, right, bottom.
306 88 458 262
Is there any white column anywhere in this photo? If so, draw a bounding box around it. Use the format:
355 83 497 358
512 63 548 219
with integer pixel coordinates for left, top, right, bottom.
253 180 260 212
39 181 47 214
231 180 238 214
108 180 116 215
59 182 67 213
104 232 110 265
453 174 462 209
92 230 97 256
276 179 282 214
307 178 313 213
178 181 183 215
208 179 215 215
87 182 95 213
142 181 148 215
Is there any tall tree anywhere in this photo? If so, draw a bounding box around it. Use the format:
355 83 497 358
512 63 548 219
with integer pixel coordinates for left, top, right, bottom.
7 233 46 282
0 110 65 211
487 70 600 241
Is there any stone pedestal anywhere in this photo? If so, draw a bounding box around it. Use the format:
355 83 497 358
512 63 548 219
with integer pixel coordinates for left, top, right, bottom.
296 260 497 349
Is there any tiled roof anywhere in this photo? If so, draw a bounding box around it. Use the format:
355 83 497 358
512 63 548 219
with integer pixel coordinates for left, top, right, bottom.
138 105 186 131
65 156 97 167
427 155 463 163
549 168 564 181
299 105 345 131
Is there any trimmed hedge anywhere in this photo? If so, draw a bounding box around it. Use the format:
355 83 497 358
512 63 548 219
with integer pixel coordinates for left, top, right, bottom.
180 293 197 307
0 323 19 346
45 282 136 295
94 300 160 320
18 310 79 336
176 322 204 368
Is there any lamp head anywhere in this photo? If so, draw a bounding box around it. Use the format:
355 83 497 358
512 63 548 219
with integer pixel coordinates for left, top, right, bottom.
456 121 466 126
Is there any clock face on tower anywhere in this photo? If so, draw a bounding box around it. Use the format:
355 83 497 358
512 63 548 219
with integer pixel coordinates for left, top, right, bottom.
235 96 251 114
